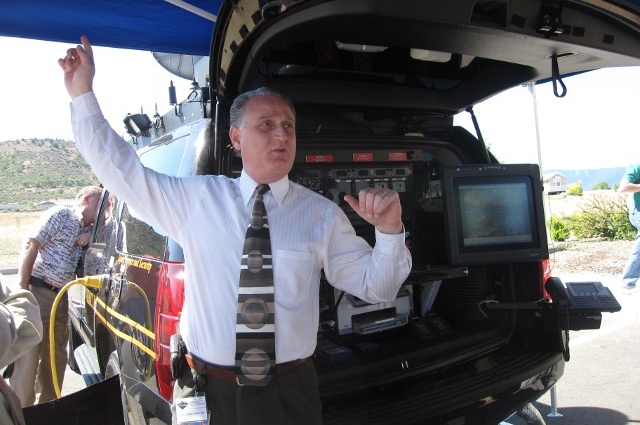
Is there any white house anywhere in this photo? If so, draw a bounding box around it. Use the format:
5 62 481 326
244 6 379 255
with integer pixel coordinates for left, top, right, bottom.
542 172 567 195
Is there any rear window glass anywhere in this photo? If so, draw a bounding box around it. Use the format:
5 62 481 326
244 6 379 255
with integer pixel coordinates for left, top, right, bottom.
95 193 126 254
119 128 199 263
139 133 189 176
120 202 167 260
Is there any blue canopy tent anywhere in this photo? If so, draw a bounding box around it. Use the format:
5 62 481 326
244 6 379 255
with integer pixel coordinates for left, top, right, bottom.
0 0 222 56
2 0 640 72
3 0 640 55
3 0 639 57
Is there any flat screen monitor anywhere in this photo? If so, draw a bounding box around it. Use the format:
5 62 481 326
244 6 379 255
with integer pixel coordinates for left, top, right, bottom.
441 164 549 266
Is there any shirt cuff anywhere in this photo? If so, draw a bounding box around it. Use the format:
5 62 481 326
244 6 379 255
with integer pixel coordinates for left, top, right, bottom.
374 227 407 256
70 91 102 119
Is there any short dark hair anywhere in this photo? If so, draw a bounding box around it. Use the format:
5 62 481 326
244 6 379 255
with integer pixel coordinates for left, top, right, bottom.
229 87 296 128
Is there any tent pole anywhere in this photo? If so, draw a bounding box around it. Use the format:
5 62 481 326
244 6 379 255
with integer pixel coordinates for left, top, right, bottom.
164 0 217 22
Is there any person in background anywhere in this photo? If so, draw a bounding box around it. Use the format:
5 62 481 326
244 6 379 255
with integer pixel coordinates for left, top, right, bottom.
1 275 43 425
619 163 640 289
77 192 126 275
86 192 125 253
59 36 411 425
9 186 103 405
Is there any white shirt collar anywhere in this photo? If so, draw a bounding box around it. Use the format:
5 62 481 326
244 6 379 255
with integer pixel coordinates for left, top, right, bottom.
239 170 289 206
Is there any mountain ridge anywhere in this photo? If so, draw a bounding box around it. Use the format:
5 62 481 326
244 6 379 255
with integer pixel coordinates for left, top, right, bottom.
0 138 98 206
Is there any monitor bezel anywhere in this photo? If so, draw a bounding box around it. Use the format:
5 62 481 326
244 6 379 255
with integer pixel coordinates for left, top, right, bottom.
441 164 549 266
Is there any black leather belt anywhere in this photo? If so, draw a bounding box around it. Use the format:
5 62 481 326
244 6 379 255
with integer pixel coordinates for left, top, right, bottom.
185 354 308 386
30 275 61 293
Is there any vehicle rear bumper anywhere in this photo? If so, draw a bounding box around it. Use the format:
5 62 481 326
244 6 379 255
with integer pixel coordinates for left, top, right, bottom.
321 350 564 425
119 347 564 425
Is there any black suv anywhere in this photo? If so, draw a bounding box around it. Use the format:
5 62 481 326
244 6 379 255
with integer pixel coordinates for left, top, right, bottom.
69 1 636 424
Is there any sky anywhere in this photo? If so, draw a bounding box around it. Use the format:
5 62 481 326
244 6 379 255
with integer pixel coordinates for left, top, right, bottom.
1 35 639 172
0 36 191 144
454 66 640 173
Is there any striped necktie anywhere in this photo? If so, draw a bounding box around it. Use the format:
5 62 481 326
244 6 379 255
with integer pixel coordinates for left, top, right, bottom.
235 184 275 386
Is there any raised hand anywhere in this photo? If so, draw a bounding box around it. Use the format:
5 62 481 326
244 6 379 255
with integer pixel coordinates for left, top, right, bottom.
343 187 403 235
57 35 95 99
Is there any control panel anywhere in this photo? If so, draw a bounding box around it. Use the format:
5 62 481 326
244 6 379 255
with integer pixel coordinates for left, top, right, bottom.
290 163 413 247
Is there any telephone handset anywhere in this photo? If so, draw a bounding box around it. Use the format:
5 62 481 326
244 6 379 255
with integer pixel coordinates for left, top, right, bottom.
545 277 572 308
545 278 621 313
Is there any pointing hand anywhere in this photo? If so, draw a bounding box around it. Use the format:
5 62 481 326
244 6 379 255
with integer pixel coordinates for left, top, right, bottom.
58 35 95 99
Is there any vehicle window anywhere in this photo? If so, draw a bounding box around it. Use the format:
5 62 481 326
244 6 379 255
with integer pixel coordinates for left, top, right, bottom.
166 239 185 263
94 193 125 251
121 123 206 263
120 202 167 260
139 133 189 176
92 191 112 245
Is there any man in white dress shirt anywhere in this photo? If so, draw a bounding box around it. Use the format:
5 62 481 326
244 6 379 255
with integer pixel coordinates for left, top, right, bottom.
59 36 412 425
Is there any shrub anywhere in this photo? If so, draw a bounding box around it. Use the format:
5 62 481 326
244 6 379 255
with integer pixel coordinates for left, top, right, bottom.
569 194 635 240
549 215 570 241
567 181 583 196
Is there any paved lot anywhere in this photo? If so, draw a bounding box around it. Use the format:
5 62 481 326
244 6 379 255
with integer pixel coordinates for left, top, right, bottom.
60 360 88 397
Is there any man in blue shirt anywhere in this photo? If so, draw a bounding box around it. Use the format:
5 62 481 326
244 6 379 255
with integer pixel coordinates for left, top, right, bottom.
619 162 640 289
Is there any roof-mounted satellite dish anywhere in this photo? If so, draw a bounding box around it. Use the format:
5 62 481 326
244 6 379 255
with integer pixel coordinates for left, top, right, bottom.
152 52 204 80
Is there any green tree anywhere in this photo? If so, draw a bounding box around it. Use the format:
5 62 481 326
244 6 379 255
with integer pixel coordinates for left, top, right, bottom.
567 181 583 196
592 181 610 190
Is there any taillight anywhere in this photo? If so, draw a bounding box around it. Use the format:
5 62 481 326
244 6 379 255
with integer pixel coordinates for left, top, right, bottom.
154 263 185 401
540 258 553 300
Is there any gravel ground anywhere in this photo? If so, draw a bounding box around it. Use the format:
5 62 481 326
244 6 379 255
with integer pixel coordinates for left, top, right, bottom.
549 239 635 277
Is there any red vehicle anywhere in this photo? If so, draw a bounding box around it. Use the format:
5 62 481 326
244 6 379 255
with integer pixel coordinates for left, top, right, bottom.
68 0 633 424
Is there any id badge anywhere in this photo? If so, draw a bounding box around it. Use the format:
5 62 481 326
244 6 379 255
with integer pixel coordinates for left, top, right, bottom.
175 395 210 425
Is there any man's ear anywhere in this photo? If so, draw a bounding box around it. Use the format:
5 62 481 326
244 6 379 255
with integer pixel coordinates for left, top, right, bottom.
229 126 241 151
